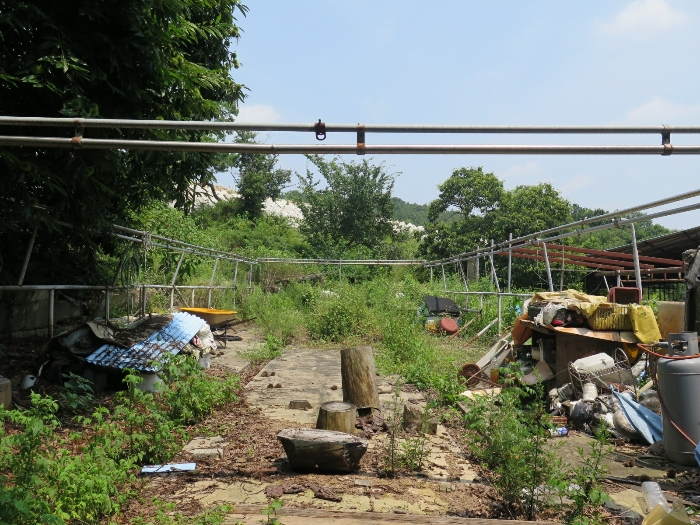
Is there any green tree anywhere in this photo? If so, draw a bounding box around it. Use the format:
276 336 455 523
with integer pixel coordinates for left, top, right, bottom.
232 131 292 219
0 0 247 283
297 155 396 257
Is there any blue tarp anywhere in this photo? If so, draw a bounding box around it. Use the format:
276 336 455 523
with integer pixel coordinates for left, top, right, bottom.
612 389 663 445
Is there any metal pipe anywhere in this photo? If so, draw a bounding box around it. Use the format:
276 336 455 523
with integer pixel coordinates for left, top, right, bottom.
7 135 700 155
497 295 502 335
170 252 185 312
105 288 110 324
233 261 239 307
5 116 700 134
430 267 433 282
208 258 219 308
140 285 146 317
17 223 38 286
446 290 532 298
48 289 54 339
257 257 425 265
428 187 700 266
507 233 512 294
490 240 501 293
441 264 447 290
630 223 643 293
542 242 554 292
428 199 700 266
595 266 683 276
248 263 253 290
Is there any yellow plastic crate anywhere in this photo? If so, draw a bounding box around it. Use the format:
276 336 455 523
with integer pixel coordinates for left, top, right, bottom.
587 304 632 331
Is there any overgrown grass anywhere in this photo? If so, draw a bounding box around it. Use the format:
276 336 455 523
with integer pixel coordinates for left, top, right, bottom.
0 356 239 525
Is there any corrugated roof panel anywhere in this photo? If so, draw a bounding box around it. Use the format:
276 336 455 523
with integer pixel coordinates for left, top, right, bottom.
86 312 205 371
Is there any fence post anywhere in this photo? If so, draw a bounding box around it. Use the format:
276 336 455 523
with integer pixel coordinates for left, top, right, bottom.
48 289 54 339
441 264 446 290
170 251 185 312
208 257 219 308
140 284 146 317
233 261 239 307
507 232 512 293
542 242 554 292
630 223 643 293
430 267 433 282
497 293 502 335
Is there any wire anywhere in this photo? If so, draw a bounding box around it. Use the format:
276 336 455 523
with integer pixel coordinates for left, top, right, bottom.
638 343 700 360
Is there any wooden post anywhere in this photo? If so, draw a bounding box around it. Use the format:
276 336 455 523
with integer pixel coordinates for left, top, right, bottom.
340 346 380 413
316 401 357 434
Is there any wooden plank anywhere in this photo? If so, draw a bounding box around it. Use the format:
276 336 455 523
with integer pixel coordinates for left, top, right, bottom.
227 504 560 525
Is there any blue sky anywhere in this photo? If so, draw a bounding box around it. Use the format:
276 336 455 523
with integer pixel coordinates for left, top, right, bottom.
218 0 700 230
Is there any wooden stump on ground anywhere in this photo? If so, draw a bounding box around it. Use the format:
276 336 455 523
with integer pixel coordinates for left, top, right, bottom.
316 401 357 433
277 428 368 473
340 346 380 414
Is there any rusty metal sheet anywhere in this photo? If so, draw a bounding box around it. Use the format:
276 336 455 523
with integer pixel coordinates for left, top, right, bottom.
86 312 205 371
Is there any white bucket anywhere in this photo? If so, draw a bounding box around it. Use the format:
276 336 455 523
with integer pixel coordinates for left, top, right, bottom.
135 373 162 392
582 382 598 402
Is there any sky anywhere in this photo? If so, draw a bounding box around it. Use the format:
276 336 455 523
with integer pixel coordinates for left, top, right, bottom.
218 0 700 230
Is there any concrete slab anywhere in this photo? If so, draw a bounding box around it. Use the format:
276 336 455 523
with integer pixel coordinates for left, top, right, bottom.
183 436 225 453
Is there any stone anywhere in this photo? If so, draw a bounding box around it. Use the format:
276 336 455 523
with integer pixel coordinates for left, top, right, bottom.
191 448 223 460
649 440 665 456
426 418 439 435
402 404 425 431
438 482 456 492
354 479 372 487
428 454 448 468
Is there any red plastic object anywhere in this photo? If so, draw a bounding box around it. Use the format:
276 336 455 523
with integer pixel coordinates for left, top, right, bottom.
607 286 641 305
440 317 459 335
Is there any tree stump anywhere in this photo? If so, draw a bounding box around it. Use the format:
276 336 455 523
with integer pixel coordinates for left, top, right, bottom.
316 401 357 434
340 346 380 414
277 428 368 473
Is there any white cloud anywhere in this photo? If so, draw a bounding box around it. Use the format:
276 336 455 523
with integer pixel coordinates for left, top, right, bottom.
560 175 595 196
235 103 282 123
501 161 541 179
599 0 687 36
624 97 700 123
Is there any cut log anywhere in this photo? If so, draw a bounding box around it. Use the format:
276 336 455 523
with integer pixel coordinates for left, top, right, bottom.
316 401 357 433
277 428 368 473
340 346 380 412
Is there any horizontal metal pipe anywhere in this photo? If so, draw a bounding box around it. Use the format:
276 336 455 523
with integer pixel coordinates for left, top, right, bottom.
258 258 425 265
5 135 700 155
0 284 237 291
445 290 532 298
428 200 700 266
595 267 683 276
3 116 700 134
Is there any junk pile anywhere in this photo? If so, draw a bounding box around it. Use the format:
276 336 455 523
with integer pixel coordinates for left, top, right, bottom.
419 295 462 335
32 308 234 394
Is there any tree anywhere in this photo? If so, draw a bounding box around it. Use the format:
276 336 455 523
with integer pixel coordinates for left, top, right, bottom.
297 156 396 256
231 131 292 219
0 0 247 283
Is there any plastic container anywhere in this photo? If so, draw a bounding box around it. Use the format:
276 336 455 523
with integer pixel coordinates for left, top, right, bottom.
572 353 615 375
588 303 632 330
582 382 598 402
641 481 670 513
548 427 568 437
643 501 691 525
440 317 458 335
20 374 36 390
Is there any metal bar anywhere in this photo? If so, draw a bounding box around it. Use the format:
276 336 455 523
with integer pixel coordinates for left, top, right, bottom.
445 290 532 298
559 249 565 292
233 261 239 307
48 289 54 339
17 223 38 286
140 285 146 317
503 246 655 269
465 318 498 348
603 276 610 292
505 250 627 270
105 288 110 324
208 258 219 308
489 243 501 293
190 288 195 307
427 188 700 266
441 264 447 290
595 266 683 276
339 259 342 281
170 252 185 312
248 263 253 290
543 243 682 266
6 116 700 134
507 233 512 294
257 258 425 265
497 295 502 335
7 135 700 155
630 223 643 293
430 267 433 282
542 242 554 292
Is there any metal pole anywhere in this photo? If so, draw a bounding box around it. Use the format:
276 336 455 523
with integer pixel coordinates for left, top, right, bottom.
490 240 501 293
208 258 219 308
459 261 468 291
430 267 433 282
233 261 239 307
48 289 54 339
441 265 447 290
170 252 185 312
507 233 512 294
191 288 195 307
339 259 342 281
603 276 610 293
248 264 253 290
542 242 554 292
140 284 146 317
630 223 643 293
497 294 502 335
105 288 110 324
559 246 565 291
17 223 38 286
617 271 621 287
476 253 480 280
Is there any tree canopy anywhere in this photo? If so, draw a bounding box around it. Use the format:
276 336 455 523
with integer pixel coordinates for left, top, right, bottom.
0 0 247 283
297 155 396 257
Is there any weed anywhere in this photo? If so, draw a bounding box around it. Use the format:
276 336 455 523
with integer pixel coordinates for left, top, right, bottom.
130 500 234 525
58 372 95 415
381 381 404 476
241 335 285 364
400 408 431 472
263 498 283 525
